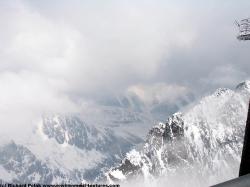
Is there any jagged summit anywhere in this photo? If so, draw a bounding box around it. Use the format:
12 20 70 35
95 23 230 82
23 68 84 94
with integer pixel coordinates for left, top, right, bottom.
107 82 250 186
236 80 250 92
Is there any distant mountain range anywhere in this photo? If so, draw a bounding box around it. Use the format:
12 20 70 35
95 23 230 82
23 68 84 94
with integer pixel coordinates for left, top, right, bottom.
0 113 143 183
0 81 249 185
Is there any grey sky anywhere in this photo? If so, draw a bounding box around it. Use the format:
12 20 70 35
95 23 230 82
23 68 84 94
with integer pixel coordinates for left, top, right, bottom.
0 0 250 136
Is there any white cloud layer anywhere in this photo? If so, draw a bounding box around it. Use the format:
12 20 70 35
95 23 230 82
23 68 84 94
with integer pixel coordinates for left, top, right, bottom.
0 0 250 137
0 0 196 96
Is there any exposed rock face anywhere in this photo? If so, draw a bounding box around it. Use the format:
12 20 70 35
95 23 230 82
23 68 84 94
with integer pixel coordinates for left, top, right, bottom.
42 115 140 153
108 81 250 186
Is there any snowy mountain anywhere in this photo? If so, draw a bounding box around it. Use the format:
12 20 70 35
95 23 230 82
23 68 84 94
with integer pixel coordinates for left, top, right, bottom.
0 114 143 183
107 81 250 186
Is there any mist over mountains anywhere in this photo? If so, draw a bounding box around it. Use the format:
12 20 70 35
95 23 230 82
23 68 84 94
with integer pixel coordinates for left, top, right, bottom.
0 81 249 186
0 84 192 183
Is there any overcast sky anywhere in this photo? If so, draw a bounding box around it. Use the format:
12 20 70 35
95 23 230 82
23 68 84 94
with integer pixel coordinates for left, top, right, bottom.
0 0 250 137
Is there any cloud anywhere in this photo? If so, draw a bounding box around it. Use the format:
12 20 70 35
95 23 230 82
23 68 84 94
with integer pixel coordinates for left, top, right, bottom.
200 64 249 88
0 0 197 97
0 0 250 139
0 71 78 140
127 83 189 105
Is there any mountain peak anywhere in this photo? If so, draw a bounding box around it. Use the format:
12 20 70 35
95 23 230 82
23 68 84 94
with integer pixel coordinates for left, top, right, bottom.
213 88 231 97
236 80 250 92
107 81 250 186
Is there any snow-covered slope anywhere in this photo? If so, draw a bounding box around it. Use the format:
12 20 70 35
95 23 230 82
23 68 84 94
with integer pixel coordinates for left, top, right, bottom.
107 81 250 186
